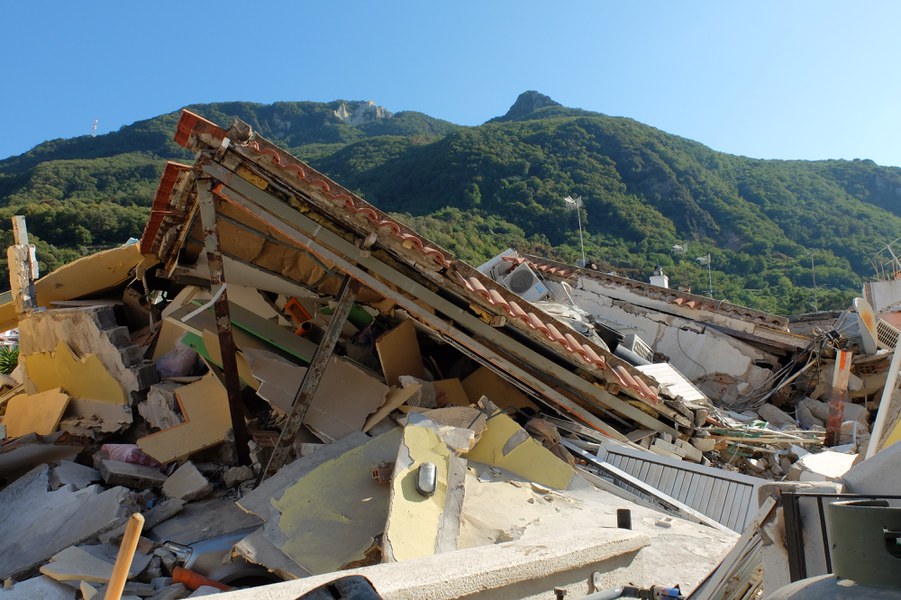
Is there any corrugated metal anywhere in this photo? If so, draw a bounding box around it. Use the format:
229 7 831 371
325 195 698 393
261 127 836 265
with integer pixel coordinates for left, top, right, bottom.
597 443 764 532
634 363 709 408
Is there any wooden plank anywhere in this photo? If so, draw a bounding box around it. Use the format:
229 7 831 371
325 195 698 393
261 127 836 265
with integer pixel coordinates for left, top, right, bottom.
4 388 70 437
137 374 232 463
376 320 425 387
687 496 777 600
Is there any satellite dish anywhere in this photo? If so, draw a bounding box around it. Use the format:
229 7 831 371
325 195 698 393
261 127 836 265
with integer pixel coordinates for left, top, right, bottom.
854 297 878 355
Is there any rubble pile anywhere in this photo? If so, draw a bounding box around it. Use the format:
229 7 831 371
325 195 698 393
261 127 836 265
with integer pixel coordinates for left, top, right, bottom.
1 111 900 599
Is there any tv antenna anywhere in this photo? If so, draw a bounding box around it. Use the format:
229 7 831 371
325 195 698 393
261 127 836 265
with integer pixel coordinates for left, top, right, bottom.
91 119 98 137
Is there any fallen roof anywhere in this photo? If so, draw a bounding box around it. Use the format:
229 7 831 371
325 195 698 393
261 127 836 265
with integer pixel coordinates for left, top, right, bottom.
140 110 699 440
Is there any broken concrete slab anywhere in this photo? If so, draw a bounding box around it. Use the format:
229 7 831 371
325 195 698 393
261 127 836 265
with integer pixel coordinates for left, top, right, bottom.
238 432 372 519
148 498 261 547
0 433 81 480
137 374 232 464
788 450 857 482
162 462 212 503
0 465 132 580
50 460 100 490
147 583 189 600
3 388 70 438
40 545 118 584
235 429 403 576
464 400 574 490
101 498 186 545
383 418 466 562
99 459 168 489
0 575 76 599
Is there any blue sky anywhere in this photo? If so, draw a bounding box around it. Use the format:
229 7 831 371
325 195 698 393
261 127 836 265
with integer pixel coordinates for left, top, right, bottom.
2 1 900 166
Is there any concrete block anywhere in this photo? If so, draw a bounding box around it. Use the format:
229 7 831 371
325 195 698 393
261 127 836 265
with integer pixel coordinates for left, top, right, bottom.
843 440 901 495
99 459 168 489
691 436 716 452
120 345 145 368
94 306 120 330
106 326 132 348
651 438 687 458
787 450 856 483
757 403 796 429
136 363 161 390
223 466 254 488
674 438 703 463
162 462 212 502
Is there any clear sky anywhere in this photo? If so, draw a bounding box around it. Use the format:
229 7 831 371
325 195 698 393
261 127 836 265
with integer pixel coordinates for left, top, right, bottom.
2 1 899 166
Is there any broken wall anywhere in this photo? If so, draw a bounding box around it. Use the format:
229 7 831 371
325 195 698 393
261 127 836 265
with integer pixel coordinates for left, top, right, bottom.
564 281 777 404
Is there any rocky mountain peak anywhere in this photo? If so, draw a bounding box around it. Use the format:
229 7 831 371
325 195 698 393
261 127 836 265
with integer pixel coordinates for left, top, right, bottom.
333 100 393 127
500 91 562 120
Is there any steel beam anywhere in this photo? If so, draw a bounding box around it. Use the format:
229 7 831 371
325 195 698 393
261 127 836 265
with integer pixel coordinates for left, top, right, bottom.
259 275 360 482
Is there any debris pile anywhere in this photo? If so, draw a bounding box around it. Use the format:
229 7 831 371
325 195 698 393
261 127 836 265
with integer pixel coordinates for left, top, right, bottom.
1 111 900 599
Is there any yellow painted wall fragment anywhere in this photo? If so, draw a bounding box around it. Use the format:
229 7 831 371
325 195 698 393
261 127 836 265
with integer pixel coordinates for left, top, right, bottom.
24 342 126 405
464 403 574 490
0 243 144 332
272 428 402 575
384 424 451 561
137 373 232 463
4 388 70 437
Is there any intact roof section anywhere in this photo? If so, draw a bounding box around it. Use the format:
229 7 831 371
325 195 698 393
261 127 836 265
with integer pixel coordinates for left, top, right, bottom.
515 254 790 329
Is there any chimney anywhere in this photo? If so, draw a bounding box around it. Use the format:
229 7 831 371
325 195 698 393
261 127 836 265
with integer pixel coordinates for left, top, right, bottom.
650 265 669 289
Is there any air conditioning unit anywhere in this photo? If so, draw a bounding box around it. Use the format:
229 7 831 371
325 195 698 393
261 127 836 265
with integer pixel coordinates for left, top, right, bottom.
620 333 654 363
503 263 550 302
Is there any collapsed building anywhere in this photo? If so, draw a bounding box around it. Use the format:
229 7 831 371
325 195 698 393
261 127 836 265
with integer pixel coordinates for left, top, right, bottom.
1 111 900 600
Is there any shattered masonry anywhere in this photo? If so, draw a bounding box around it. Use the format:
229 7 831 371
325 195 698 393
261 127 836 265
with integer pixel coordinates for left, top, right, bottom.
0 110 900 599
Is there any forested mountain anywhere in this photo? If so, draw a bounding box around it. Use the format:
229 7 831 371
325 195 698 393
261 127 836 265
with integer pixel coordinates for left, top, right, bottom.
2 92 900 315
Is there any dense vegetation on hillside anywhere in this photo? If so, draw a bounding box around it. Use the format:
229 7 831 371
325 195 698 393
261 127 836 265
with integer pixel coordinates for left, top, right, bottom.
2 92 900 315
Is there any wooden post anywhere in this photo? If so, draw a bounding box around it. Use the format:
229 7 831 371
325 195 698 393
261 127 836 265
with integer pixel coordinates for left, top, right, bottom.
104 513 144 600
825 350 852 447
7 215 38 313
197 179 251 466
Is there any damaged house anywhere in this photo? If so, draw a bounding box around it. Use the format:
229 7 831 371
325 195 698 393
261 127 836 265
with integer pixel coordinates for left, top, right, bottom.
1 111 900 600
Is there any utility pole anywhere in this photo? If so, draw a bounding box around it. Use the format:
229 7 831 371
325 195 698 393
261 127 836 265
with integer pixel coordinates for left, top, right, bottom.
564 195 586 267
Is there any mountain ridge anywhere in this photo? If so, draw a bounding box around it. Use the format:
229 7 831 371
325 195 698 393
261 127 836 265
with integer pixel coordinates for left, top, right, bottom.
1 92 900 315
